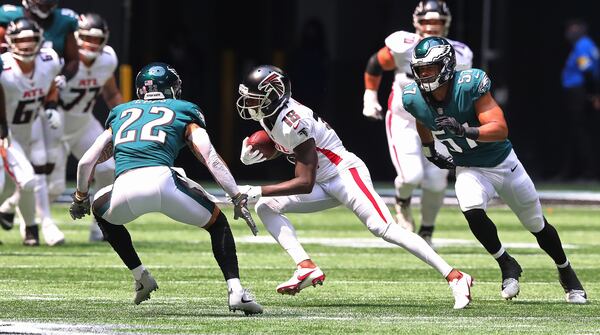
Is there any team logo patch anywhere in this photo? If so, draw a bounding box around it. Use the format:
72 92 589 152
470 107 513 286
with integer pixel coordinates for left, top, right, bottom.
148 66 165 76
258 72 285 98
478 74 490 94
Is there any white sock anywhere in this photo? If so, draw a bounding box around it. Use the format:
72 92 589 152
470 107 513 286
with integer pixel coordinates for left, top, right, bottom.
256 203 310 264
227 278 243 293
381 223 453 277
420 189 445 227
132 265 146 280
19 188 36 227
34 174 52 220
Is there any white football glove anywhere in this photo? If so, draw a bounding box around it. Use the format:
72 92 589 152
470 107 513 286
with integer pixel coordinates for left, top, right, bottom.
44 108 62 129
362 89 383 120
240 137 266 165
238 185 262 203
54 75 67 90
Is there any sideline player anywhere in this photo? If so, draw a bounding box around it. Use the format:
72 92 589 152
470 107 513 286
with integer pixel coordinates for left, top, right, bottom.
362 0 472 244
49 13 122 241
0 18 63 245
404 36 587 304
237 64 473 309
70 62 263 314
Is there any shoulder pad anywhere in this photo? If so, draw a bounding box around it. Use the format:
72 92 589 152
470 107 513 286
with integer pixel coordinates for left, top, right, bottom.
447 38 474 70
385 31 420 54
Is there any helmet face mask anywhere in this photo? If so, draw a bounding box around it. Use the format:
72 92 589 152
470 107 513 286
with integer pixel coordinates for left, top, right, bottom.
135 63 182 100
410 36 456 92
5 18 44 63
237 65 291 121
76 13 109 61
22 0 58 19
413 0 452 37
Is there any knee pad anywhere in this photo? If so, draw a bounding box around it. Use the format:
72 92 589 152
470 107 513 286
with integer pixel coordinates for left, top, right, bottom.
255 197 282 217
395 168 424 188
20 178 36 193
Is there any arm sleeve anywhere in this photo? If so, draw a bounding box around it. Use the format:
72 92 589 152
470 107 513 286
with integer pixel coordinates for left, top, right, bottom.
77 130 112 193
188 126 239 197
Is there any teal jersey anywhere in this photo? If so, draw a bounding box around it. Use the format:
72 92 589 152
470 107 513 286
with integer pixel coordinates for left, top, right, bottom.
0 5 78 57
402 68 512 167
105 99 206 177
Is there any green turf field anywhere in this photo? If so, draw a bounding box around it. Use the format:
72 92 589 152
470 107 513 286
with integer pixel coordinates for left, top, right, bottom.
0 204 598 334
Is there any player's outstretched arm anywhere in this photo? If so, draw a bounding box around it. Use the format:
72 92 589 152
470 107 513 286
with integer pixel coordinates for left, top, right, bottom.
61 32 79 81
185 123 240 197
102 76 123 109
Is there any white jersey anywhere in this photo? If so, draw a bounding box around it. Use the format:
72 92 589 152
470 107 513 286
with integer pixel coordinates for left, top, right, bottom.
0 48 61 145
260 98 362 182
59 45 118 137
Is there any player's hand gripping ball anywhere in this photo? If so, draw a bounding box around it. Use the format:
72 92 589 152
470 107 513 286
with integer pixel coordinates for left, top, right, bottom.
240 130 277 165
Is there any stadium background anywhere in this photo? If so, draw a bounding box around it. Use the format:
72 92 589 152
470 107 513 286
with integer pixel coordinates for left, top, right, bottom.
6 0 599 184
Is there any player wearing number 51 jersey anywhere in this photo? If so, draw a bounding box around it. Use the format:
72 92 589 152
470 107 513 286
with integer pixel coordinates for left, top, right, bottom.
47 13 122 242
403 36 587 304
237 65 473 309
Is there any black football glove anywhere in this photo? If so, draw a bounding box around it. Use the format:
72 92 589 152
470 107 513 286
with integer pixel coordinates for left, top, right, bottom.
422 142 455 170
69 192 91 220
231 193 258 236
435 116 479 140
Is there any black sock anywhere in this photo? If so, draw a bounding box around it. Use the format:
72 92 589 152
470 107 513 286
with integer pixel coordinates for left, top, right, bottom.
418 225 434 236
463 209 503 255
206 211 240 280
532 218 568 265
395 196 411 208
95 214 142 270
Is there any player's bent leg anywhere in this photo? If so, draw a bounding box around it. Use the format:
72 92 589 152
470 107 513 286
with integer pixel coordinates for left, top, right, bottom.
89 159 115 242
255 188 335 295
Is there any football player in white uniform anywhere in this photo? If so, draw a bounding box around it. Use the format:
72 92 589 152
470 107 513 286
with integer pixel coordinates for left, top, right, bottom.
0 18 64 246
237 65 473 309
362 0 473 244
48 13 122 241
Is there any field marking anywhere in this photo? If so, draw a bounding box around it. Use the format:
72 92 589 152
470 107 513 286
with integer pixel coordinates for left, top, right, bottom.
236 236 578 249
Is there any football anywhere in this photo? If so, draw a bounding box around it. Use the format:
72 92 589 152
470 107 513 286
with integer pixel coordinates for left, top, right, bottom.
247 130 277 158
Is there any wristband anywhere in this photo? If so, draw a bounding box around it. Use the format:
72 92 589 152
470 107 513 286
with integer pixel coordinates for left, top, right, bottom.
44 101 58 110
463 127 479 140
422 142 435 158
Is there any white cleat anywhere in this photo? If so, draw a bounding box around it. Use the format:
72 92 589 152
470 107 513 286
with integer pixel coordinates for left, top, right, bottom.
133 270 159 305
41 220 65 246
228 289 263 315
501 278 520 300
449 271 473 309
276 266 326 295
566 290 587 304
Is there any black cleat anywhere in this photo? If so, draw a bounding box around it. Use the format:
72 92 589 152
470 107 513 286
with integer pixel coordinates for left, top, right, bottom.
498 254 522 300
23 225 40 246
0 212 15 231
558 264 587 304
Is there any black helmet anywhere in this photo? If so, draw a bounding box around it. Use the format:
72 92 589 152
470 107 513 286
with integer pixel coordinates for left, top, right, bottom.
76 13 109 61
236 65 291 121
5 18 44 62
135 62 182 100
22 0 58 19
413 0 452 37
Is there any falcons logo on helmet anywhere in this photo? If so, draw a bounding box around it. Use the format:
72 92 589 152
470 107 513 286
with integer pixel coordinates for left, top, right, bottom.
258 72 285 98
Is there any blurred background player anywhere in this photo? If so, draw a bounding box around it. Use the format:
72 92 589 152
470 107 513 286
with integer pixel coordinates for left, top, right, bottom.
69 62 262 314
362 0 472 245
237 65 473 310
0 18 63 246
0 0 79 240
48 12 122 241
404 36 587 304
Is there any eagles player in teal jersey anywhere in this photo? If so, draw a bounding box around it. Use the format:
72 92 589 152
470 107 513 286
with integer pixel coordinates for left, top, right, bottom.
68 62 263 315
403 37 587 304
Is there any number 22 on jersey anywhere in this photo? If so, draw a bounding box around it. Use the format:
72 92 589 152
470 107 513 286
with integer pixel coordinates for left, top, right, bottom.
113 106 175 146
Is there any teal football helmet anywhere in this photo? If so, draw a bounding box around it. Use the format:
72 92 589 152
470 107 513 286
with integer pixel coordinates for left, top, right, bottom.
410 36 456 92
135 62 182 100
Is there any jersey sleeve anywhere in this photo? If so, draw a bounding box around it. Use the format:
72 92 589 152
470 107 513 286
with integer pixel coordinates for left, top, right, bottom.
58 8 79 32
104 108 117 129
103 46 119 74
467 69 491 101
0 5 22 26
179 102 206 128
401 83 418 118
449 39 474 70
